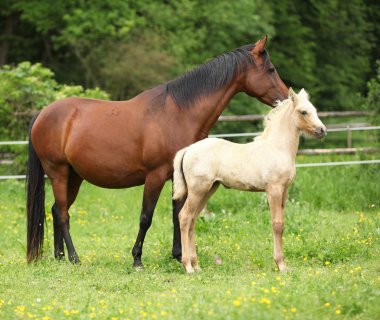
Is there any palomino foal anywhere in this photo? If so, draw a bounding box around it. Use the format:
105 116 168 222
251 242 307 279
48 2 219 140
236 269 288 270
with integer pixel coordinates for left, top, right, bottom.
173 88 326 273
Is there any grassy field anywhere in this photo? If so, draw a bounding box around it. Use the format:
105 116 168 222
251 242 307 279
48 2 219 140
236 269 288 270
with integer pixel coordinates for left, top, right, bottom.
0 154 379 319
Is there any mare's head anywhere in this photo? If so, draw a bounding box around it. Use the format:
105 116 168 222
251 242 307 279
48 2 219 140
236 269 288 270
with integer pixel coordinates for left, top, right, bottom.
288 88 327 138
242 36 288 106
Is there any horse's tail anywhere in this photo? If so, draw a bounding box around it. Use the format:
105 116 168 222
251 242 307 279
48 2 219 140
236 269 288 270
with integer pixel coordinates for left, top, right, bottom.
26 113 46 263
173 147 188 200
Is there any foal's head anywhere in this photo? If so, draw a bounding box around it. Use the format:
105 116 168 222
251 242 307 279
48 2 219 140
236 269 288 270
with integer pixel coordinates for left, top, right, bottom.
242 36 288 106
289 88 327 138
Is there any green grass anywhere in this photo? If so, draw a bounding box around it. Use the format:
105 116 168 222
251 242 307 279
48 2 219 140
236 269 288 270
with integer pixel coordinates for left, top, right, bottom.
0 156 379 319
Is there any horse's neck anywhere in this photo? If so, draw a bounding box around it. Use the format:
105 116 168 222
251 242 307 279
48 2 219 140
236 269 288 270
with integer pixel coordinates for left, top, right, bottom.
263 106 300 159
190 82 239 139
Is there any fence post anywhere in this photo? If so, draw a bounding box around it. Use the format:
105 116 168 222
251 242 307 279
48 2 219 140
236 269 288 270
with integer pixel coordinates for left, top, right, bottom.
347 125 352 148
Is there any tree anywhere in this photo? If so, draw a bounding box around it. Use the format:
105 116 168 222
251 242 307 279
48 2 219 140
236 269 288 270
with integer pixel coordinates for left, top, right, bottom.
299 0 373 109
268 0 316 93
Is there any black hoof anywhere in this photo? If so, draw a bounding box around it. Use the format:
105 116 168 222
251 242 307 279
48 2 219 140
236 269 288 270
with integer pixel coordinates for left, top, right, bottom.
133 260 144 270
54 251 65 260
69 253 80 264
172 254 182 263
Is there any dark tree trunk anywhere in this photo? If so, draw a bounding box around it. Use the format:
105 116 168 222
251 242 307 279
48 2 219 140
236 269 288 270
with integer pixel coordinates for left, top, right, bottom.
0 13 19 66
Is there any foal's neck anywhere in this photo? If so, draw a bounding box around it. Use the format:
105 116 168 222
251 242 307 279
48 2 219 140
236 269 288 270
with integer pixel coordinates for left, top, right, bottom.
264 105 300 160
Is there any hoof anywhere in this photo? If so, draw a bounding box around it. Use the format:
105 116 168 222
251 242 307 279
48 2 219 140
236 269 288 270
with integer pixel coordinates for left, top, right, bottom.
172 254 182 263
69 253 80 264
193 265 202 272
185 266 195 274
279 265 289 273
54 252 65 260
133 260 144 270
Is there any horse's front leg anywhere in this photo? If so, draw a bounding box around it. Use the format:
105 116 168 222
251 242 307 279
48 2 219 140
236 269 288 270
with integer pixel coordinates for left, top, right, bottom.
267 185 289 272
131 170 167 268
172 197 185 262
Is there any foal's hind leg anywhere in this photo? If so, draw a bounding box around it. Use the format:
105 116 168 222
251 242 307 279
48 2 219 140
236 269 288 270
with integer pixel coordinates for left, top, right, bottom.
267 185 288 272
179 200 195 273
189 184 220 271
49 165 82 263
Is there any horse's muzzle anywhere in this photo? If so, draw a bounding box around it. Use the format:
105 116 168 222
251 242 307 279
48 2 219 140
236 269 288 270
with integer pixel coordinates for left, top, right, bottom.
314 126 327 138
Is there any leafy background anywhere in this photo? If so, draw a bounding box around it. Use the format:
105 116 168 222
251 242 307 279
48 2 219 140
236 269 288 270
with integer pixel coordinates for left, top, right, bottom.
1 1 379 136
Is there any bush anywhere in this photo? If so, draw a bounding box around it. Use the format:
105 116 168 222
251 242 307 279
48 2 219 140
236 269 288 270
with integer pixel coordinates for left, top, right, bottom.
0 61 109 141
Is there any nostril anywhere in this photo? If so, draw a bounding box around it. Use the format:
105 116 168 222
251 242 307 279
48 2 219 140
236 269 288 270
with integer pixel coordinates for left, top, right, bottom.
315 127 326 137
319 127 327 137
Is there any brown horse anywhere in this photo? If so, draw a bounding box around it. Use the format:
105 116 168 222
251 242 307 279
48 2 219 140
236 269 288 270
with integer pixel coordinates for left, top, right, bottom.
26 36 288 267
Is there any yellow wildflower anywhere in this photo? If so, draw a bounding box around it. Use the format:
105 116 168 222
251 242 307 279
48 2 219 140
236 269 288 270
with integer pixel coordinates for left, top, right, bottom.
233 300 241 307
260 297 271 305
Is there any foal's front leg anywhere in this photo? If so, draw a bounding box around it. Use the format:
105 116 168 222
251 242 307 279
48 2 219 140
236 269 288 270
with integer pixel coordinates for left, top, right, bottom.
267 185 289 272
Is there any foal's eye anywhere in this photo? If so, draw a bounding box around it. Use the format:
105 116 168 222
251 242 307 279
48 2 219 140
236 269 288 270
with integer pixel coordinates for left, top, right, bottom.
268 67 275 73
300 110 307 115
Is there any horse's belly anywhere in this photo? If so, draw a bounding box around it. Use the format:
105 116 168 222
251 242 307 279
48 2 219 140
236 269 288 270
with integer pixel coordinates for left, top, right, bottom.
74 163 147 188
221 174 265 192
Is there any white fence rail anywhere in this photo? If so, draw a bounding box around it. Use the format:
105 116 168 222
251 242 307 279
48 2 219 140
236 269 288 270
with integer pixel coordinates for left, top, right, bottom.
1 120 379 180
1 159 380 180
209 125 380 138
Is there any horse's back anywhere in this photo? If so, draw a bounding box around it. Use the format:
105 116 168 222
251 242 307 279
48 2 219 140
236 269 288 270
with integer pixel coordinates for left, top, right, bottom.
182 137 295 192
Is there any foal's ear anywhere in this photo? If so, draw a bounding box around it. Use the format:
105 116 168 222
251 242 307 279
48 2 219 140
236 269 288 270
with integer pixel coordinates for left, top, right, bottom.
252 35 268 55
299 88 309 100
288 87 297 105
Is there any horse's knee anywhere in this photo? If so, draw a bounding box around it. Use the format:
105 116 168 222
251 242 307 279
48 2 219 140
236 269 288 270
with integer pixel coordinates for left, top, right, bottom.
272 221 284 234
52 204 70 227
139 213 152 230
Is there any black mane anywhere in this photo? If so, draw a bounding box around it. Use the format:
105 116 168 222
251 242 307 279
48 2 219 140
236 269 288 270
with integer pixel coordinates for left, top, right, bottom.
164 44 271 108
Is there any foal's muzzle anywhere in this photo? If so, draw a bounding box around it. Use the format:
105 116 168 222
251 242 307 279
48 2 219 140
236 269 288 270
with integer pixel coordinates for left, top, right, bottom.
314 126 327 138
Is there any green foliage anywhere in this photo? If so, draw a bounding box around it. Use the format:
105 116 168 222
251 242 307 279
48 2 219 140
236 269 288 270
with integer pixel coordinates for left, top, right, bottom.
0 61 109 140
300 0 373 110
0 155 379 319
365 60 380 125
0 0 379 118
269 0 316 92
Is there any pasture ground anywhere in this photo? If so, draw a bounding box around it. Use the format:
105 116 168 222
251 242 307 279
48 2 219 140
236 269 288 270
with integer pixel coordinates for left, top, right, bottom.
0 154 379 319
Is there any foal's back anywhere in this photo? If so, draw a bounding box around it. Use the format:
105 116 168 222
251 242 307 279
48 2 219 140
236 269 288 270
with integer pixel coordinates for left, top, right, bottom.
182 137 295 193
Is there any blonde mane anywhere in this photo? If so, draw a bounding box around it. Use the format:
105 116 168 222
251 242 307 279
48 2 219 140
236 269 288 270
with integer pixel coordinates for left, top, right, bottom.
256 98 292 140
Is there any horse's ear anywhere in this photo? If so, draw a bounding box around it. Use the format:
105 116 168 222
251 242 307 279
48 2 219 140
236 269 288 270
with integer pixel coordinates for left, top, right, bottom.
299 88 309 100
252 35 268 55
288 87 297 105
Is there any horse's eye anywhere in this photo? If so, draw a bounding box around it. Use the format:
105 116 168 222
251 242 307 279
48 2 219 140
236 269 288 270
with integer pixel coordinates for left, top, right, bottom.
300 110 307 115
268 67 275 73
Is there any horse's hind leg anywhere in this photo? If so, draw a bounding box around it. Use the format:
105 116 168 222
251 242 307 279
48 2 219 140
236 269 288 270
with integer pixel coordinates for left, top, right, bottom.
179 199 195 273
49 165 82 263
52 203 65 260
189 183 220 271
172 197 185 262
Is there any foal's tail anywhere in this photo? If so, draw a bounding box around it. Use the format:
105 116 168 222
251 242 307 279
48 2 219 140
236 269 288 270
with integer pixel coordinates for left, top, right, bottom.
26 113 46 263
173 148 188 200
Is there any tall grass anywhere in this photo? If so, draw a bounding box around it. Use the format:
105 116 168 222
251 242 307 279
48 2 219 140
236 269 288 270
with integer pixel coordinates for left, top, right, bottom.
0 157 379 319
